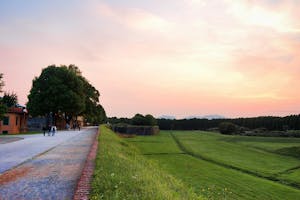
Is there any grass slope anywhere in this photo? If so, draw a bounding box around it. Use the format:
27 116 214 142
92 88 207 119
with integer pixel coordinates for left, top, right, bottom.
90 126 203 200
173 131 300 176
127 131 300 200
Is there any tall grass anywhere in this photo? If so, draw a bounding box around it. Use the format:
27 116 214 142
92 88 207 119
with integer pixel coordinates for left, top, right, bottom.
90 125 203 200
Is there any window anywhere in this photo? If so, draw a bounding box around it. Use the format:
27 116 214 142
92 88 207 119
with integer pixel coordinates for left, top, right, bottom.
2 130 8 134
3 116 9 125
16 117 18 125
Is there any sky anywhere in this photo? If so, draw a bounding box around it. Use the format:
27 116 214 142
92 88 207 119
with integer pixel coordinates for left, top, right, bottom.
0 0 300 119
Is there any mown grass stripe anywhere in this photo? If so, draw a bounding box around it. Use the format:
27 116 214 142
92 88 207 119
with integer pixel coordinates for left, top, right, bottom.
170 132 300 190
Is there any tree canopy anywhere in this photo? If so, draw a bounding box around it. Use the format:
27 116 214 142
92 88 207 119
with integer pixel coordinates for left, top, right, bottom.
2 92 18 107
27 65 106 125
131 114 157 126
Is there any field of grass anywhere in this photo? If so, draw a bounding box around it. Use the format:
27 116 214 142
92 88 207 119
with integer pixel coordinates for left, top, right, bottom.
173 131 300 177
90 126 203 200
127 131 300 200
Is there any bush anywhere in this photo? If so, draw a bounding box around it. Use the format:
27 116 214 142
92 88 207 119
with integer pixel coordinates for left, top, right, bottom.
219 122 237 135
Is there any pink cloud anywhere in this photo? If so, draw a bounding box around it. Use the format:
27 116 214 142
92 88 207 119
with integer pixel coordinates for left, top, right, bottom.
96 3 173 33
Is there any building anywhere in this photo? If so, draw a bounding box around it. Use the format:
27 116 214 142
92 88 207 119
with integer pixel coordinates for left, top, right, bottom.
0 107 28 134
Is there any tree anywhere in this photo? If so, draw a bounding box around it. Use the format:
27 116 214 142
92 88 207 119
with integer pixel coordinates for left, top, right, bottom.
145 114 157 126
27 64 107 126
131 114 157 126
131 114 148 125
2 92 18 107
68 65 107 124
27 65 85 125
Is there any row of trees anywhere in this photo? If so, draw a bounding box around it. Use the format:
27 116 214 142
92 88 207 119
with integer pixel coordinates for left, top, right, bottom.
109 114 157 126
27 65 106 125
157 115 300 131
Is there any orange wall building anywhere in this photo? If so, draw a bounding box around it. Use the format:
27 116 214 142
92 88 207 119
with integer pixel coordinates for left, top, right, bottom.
0 107 28 134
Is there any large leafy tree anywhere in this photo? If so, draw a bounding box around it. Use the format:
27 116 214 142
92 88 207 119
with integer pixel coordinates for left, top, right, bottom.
27 65 107 125
27 65 85 124
69 64 107 124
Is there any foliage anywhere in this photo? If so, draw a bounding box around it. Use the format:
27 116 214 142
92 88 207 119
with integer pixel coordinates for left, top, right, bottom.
126 131 300 200
0 103 6 120
27 65 106 124
219 122 237 134
156 115 300 133
110 114 157 126
131 114 149 125
90 125 202 200
68 65 107 124
27 65 85 119
145 114 157 126
2 92 18 107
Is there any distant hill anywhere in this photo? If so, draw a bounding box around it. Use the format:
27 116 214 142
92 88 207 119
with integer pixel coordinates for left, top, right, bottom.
158 115 176 120
185 115 225 120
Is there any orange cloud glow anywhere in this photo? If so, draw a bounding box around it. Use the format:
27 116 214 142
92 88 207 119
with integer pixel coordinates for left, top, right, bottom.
1 0 300 118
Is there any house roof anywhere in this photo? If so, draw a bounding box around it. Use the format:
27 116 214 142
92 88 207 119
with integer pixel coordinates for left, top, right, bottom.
7 107 28 114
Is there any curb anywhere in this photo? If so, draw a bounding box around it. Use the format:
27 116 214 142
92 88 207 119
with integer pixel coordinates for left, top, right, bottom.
73 127 100 200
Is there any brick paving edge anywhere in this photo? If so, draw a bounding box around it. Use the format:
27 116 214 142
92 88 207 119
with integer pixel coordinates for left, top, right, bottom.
73 127 100 200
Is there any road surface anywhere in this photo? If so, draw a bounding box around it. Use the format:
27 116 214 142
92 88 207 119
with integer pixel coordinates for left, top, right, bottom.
0 127 98 200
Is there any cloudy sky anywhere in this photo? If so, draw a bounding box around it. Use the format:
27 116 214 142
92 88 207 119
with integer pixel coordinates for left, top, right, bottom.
0 0 300 118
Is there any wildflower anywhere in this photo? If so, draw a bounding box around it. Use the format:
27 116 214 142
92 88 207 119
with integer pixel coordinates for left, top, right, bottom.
111 173 115 177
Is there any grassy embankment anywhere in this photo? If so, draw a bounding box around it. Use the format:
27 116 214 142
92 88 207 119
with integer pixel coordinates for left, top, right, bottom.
127 131 300 200
90 125 203 200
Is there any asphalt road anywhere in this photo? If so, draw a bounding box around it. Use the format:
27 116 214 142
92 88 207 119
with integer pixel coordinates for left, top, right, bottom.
0 127 98 200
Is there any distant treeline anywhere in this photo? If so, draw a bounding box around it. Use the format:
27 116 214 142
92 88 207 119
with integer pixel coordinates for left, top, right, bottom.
109 115 300 131
158 115 300 131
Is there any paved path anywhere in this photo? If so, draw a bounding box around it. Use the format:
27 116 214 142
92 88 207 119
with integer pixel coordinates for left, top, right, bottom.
0 129 91 173
0 127 98 200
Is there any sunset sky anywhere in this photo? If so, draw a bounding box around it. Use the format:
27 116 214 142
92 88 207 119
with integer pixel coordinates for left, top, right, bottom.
0 0 300 118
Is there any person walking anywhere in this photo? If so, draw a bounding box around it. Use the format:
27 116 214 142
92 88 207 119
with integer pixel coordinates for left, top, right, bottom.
48 125 52 136
42 126 47 136
52 126 57 136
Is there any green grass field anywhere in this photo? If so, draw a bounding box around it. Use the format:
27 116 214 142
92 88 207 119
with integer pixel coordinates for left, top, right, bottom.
90 126 203 200
127 131 300 200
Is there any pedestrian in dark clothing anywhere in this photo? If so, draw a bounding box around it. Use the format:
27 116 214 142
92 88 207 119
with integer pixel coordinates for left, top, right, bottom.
52 126 57 136
48 125 52 136
42 126 47 136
